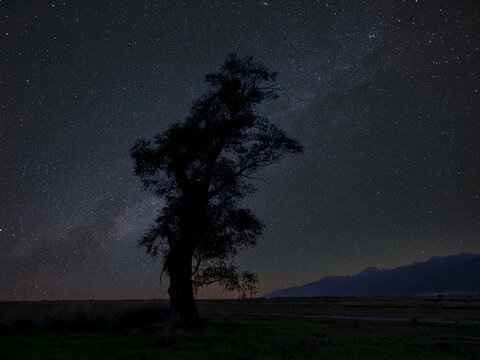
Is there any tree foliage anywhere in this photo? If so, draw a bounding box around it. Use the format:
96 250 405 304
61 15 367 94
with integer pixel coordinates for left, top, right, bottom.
131 54 302 304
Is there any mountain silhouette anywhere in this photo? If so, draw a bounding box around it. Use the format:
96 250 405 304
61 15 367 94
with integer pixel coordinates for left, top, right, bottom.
263 253 480 298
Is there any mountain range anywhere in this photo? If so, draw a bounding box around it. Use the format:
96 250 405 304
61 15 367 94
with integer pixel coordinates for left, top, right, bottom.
263 253 480 298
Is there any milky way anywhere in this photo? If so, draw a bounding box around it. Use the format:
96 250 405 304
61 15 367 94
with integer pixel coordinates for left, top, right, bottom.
1 0 479 300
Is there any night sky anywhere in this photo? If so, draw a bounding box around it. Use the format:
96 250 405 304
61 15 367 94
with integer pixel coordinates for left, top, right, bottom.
1 0 479 300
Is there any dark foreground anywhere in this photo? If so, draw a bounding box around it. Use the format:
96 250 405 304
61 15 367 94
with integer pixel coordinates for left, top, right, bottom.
1 298 479 359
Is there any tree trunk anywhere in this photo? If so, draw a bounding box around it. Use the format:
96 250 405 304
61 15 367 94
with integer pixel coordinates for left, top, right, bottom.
165 253 200 330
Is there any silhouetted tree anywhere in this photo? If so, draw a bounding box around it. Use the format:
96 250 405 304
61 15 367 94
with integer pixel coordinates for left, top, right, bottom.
131 54 302 329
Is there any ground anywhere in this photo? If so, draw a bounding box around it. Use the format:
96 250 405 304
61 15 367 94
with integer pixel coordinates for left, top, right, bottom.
1 298 479 359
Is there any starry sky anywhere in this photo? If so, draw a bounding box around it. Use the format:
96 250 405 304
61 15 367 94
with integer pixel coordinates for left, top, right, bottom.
1 0 479 300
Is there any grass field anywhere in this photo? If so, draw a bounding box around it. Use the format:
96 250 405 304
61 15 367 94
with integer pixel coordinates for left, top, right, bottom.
1 298 479 359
